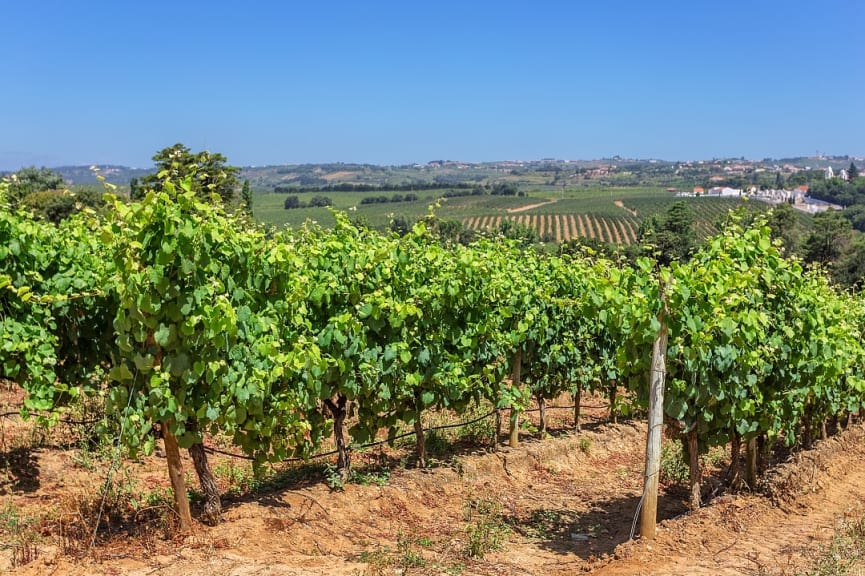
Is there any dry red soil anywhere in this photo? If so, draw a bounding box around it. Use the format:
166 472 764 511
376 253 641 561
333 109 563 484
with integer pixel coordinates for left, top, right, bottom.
2 385 864 576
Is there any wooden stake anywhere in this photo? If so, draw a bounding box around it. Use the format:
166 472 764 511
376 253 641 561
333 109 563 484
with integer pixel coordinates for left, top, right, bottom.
640 295 668 540
162 423 192 533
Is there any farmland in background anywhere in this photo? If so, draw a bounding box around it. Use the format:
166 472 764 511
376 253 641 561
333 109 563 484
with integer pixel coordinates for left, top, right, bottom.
255 185 785 245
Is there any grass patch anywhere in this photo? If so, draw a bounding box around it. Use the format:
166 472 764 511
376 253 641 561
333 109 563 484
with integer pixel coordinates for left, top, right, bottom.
792 513 865 576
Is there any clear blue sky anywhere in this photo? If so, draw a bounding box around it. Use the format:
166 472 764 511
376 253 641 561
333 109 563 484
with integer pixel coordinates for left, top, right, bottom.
1 0 863 170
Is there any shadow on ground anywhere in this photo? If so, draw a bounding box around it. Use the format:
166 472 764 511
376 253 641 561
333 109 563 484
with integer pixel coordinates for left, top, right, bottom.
0 446 40 494
509 492 688 559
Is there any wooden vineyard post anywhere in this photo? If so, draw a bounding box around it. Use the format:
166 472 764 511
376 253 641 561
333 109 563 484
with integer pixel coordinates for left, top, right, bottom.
509 350 522 448
640 291 668 540
162 423 193 533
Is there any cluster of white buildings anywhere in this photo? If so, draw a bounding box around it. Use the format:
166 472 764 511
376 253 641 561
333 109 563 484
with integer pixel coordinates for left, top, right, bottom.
677 185 843 214
824 166 852 181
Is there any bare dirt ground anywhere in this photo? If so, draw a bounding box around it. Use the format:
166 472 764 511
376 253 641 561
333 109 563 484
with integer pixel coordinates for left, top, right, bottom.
506 199 558 213
2 382 864 576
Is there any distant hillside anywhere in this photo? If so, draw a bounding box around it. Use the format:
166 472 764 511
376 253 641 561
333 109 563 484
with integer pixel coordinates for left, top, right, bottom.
54 165 154 185
31 155 864 191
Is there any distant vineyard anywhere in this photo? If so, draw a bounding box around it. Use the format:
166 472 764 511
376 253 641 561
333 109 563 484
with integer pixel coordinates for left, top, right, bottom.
461 198 769 245
462 213 640 245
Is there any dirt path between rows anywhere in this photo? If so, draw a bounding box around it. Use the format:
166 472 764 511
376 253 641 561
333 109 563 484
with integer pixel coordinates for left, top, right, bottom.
613 200 638 217
506 199 558 213
594 425 865 576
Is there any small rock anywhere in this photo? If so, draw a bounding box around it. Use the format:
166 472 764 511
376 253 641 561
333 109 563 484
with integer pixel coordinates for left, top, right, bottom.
570 533 592 541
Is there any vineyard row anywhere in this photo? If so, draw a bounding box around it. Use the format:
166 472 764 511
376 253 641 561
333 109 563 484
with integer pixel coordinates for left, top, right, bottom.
2 178 863 526
461 213 639 244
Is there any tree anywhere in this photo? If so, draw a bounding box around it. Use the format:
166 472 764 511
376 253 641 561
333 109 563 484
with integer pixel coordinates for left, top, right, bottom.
767 202 802 256
21 190 76 223
284 195 301 209
241 179 253 215
842 204 865 233
307 195 333 207
774 171 784 189
833 234 865 289
389 215 412 236
850 162 860 180
129 177 143 201
139 143 240 204
803 210 852 265
638 201 695 265
7 167 65 205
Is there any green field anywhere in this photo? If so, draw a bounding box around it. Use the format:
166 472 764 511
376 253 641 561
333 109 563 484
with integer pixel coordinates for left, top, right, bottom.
254 186 782 245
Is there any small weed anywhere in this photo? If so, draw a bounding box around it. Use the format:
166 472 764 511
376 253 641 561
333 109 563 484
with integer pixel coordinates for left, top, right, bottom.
1 502 40 567
71 435 114 471
354 531 429 575
396 531 426 568
578 436 592 454
525 508 566 539
215 460 259 494
415 535 433 548
349 466 390 487
324 464 345 491
463 495 509 558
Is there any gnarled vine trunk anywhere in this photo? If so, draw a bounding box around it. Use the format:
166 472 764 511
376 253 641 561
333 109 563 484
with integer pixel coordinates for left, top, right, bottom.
728 429 742 490
745 436 758 490
685 429 701 510
324 395 350 479
509 351 522 448
189 441 221 525
494 409 502 449
537 394 547 436
573 386 582 432
608 380 618 424
414 391 426 468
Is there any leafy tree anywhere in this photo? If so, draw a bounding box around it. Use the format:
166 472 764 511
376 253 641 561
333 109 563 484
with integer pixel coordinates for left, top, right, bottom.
307 195 333 207
850 162 860 180
241 179 253 215
774 171 784 189
842 204 865 233
284 195 301 209
802 210 852 265
833 234 865 289
388 215 412 236
638 201 695 265
7 167 66 205
767 202 802 255
21 191 76 223
139 143 240 204
129 177 143 201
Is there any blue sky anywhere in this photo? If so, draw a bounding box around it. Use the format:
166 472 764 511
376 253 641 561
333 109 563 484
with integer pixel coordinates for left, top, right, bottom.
1 0 862 170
